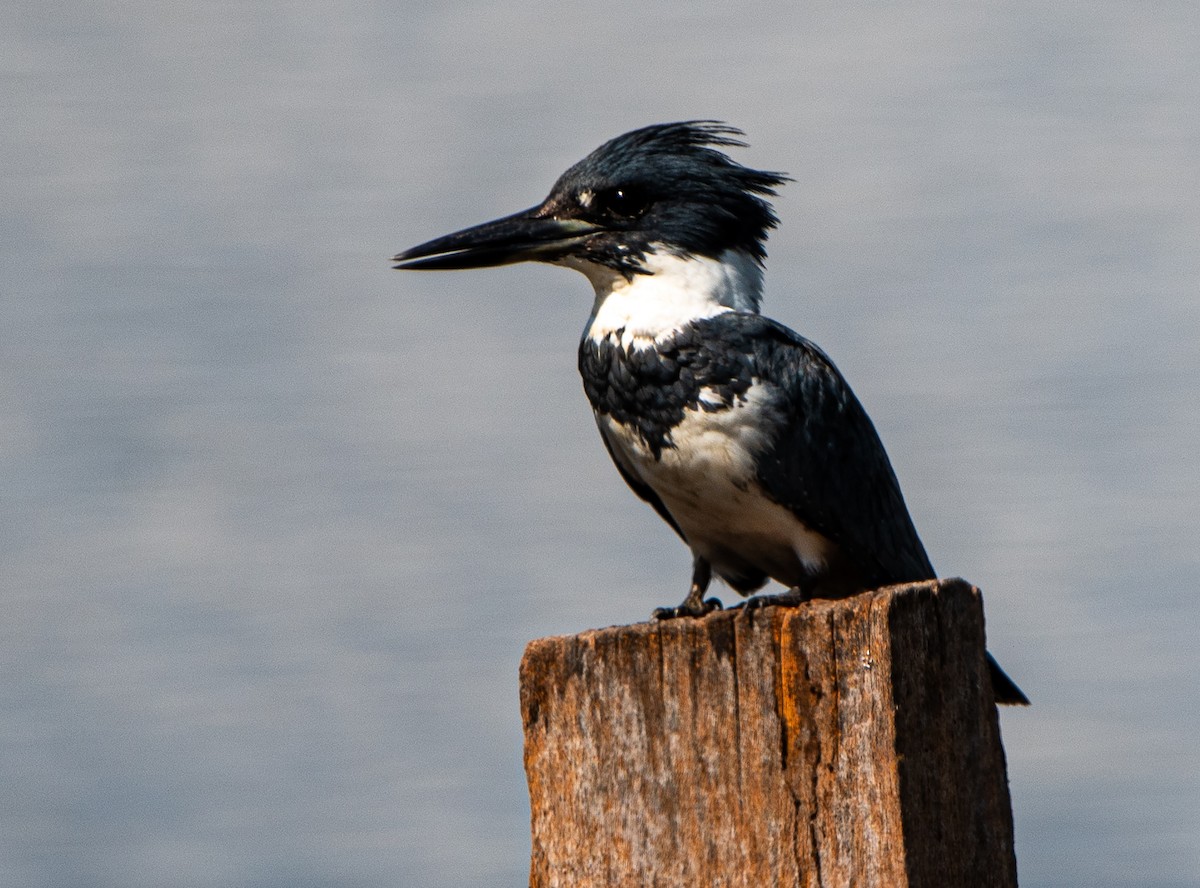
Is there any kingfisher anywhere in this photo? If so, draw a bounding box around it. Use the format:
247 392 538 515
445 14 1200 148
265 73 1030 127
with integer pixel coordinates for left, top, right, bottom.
393 121 1028 705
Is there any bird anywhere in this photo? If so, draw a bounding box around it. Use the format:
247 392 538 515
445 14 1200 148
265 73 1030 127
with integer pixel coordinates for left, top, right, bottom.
392 121 1028 706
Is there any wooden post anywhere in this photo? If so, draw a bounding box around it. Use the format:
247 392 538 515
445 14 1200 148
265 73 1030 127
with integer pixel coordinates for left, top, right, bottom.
519 578 1018 888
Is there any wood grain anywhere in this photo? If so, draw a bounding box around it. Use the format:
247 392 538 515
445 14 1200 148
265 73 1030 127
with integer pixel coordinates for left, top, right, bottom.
520 579 1018 888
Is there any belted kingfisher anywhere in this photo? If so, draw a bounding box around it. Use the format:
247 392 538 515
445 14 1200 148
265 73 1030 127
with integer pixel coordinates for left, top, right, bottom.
393 121 1028 705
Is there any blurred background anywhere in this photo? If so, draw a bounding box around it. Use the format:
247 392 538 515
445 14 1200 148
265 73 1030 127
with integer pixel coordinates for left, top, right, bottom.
3 2 1198 886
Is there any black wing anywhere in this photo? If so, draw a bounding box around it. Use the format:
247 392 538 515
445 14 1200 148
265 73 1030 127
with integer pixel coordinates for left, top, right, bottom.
697 313 936 586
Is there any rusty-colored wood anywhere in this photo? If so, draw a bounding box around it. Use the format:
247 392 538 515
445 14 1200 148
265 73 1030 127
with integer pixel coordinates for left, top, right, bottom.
520 579 1017 888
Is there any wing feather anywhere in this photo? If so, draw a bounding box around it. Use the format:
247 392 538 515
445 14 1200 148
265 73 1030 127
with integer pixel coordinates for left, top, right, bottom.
700 313 935 585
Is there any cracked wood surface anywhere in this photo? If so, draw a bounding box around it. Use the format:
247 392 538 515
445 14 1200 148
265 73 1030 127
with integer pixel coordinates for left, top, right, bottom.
520 579 1018 888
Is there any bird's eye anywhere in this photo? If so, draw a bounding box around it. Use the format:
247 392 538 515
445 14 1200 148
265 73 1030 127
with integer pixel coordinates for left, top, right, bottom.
592 186 651 219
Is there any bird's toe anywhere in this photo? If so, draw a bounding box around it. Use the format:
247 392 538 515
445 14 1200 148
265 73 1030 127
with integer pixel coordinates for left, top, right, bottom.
653 597 723 620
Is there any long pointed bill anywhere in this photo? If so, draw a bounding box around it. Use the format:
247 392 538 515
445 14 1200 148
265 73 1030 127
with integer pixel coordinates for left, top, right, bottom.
392 206 602 271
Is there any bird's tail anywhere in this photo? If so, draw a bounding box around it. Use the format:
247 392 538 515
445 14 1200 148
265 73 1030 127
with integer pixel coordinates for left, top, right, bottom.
986 652 1030 706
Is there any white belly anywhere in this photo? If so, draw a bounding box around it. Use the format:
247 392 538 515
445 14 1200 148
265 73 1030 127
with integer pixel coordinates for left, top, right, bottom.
598 383 834 590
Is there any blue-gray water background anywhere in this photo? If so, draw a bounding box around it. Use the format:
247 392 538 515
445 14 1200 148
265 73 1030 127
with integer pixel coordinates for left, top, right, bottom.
4 3 1198 886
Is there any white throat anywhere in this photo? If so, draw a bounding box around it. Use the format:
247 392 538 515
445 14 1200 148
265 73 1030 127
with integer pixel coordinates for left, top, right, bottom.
569 248 765 349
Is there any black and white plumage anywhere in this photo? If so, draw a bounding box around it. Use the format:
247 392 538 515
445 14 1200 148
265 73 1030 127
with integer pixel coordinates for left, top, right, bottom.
393 121 1028 705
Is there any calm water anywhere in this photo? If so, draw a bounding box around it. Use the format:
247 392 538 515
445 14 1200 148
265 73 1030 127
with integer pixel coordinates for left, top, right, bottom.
4 2 1198 886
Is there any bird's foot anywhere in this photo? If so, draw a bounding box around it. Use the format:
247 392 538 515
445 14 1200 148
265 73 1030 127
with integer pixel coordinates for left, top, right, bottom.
653 596 723 621
742 587 811 612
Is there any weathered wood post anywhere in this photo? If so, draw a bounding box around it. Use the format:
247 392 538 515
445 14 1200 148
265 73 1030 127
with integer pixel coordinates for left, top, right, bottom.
519 578 1018 887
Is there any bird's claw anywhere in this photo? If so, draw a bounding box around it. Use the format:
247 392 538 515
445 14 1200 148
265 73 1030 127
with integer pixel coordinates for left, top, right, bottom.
744 588 811 612
652 597 723 620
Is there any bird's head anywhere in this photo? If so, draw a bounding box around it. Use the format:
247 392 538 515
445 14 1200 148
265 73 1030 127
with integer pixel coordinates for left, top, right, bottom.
392 121 790 279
